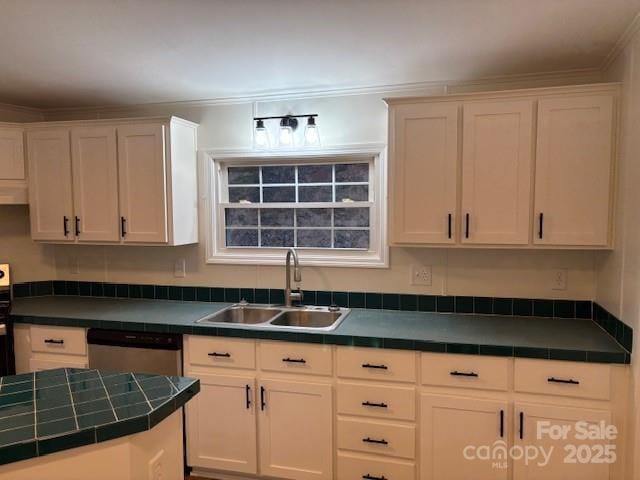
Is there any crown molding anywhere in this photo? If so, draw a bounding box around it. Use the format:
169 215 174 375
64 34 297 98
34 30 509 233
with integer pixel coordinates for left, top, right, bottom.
0 101 43 116
601 12 640 72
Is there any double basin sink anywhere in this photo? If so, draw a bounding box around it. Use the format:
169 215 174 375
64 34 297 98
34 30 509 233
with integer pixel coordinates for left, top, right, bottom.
196 303 350 332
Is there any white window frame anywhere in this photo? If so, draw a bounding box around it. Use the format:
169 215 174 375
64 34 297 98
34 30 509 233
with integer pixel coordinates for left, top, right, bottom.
202 144 388 268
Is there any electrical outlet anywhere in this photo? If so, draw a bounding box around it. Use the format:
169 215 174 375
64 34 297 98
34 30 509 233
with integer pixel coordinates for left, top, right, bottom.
411 265 432 286
69 257 79 275
174 259 186 278
552 269 568 291
148 450 164 480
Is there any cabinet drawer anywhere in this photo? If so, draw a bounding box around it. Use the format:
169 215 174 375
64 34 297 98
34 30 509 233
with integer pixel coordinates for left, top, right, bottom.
337 417 415 460
421 353 509 391
337 347 416 383
30 326 87 356
514 359 610 400
259 341 332 376
337 381 416 421
338 452 415 480
187 336 256 370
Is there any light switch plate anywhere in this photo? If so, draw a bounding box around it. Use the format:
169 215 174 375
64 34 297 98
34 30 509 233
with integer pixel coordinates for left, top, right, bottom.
552 269 568 291
174 259 186 278
411 265 432 286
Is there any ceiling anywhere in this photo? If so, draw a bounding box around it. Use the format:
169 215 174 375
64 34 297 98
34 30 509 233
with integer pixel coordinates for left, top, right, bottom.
1 0 639 109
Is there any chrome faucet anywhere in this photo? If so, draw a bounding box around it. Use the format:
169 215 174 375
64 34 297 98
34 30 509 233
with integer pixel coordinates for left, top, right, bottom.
284 248 303 307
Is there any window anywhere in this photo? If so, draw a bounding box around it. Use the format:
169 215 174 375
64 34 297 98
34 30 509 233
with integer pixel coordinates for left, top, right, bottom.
205 146 387 267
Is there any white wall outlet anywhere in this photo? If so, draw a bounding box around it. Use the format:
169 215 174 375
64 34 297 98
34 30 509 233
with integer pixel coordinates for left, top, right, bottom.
552 269 568 291
411 265 432 286
69 257 79 275
174 259 186 278
148 449 164 480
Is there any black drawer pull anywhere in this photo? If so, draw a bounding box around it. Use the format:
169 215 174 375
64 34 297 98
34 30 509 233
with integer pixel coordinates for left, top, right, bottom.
363 437 388 445
44 339 64 345
121 217 127 238
538 212 544 239
74 216 80 236
63 216 69 237
362 363 388 370
362 401 388 408
448 213 452 239
547 377 579 385
260 386 266 411
363 475 387 480
282 357 306 364
465 213 470 239
519 411 524 440
208 352 231 358
499 409 504 438
245 384 251 409
450 370 478 377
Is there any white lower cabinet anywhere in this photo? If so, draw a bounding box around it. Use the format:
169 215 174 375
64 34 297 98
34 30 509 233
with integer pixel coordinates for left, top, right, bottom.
13 324 88 374
185 373 257 474
420 394 508 480
513 403 611 480
259 379 333 480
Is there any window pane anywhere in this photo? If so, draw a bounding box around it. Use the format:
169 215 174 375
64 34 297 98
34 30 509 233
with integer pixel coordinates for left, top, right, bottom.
296 208 332 227
334 230 369 249
229 187 260 203
334 208 370 227
336 163 368 182
298 165 332 183
297 229 332 248
262 186 296 203
228 167 259 185
225 208 258 226
336 185 368 202
298 185 332 202
226 229 258 247
261 229 294 247
260 209 294 227
262 166 295 184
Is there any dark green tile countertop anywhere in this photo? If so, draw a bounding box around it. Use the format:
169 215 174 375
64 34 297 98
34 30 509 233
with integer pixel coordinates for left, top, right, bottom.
10 296 629 364
0 368 199 466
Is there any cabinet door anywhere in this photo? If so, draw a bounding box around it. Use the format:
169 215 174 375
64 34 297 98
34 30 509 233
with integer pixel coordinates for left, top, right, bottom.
420 393 508 480
390 103 458 244
71 127 120 242
514 403 611 480
185 373 257 474
117 124 168 243
0 128 25 180
26 129 74 241
259 379 332 480
461 100 533 244
534 95 614 246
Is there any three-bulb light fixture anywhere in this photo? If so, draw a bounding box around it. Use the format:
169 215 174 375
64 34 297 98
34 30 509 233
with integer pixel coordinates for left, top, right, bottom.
254 114 320 149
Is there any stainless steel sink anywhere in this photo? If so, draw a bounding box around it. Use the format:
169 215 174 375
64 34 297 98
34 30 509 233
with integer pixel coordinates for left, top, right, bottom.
196 305 283 325
196 304 349 331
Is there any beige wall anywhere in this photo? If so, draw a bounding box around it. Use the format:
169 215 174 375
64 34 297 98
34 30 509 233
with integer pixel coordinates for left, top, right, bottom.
597 22 640 479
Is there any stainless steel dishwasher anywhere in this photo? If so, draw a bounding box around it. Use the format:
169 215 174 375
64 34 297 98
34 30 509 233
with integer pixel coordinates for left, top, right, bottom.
87 329 182 376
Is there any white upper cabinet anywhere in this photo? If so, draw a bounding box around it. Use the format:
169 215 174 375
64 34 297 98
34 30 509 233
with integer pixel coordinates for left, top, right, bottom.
27 128 74 241
389 102 458 244
461 100 533 245
386 84 618 249
117 124 168 243
71 126 120 242
534 95 615 247
0 125 27 204
25 117 198 246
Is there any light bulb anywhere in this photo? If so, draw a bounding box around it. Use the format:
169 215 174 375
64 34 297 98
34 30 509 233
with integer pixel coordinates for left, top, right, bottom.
278 117 295 147
304 116 320 146
254 119 270 148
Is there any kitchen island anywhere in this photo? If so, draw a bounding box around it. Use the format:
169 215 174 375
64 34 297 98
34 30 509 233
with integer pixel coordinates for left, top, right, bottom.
0 368 199 479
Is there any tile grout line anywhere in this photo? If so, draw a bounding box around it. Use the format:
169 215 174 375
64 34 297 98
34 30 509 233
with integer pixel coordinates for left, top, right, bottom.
97 370 119 422
131 373 153 411
32 372 38 455
64 368 80 431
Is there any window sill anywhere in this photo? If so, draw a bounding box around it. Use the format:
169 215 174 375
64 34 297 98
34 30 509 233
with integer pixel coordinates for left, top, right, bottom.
206 250 389 268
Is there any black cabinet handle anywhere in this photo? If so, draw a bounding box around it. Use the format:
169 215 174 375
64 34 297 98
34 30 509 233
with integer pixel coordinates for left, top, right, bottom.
245 384 251 409
450 370 478 377
363 475 387 480
63 216 69 237
363 437 388 445
538 213 544 239
260 386 266 411
448 213 452 239
44 338 64 345
465 213 470 239
362 363 388 370
519 412 524 440
74 216 80 236
499 409 504 438
121 217 127 238
282 357 306 364
208 352 231 358
362 401 388 408
547 377 579 385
